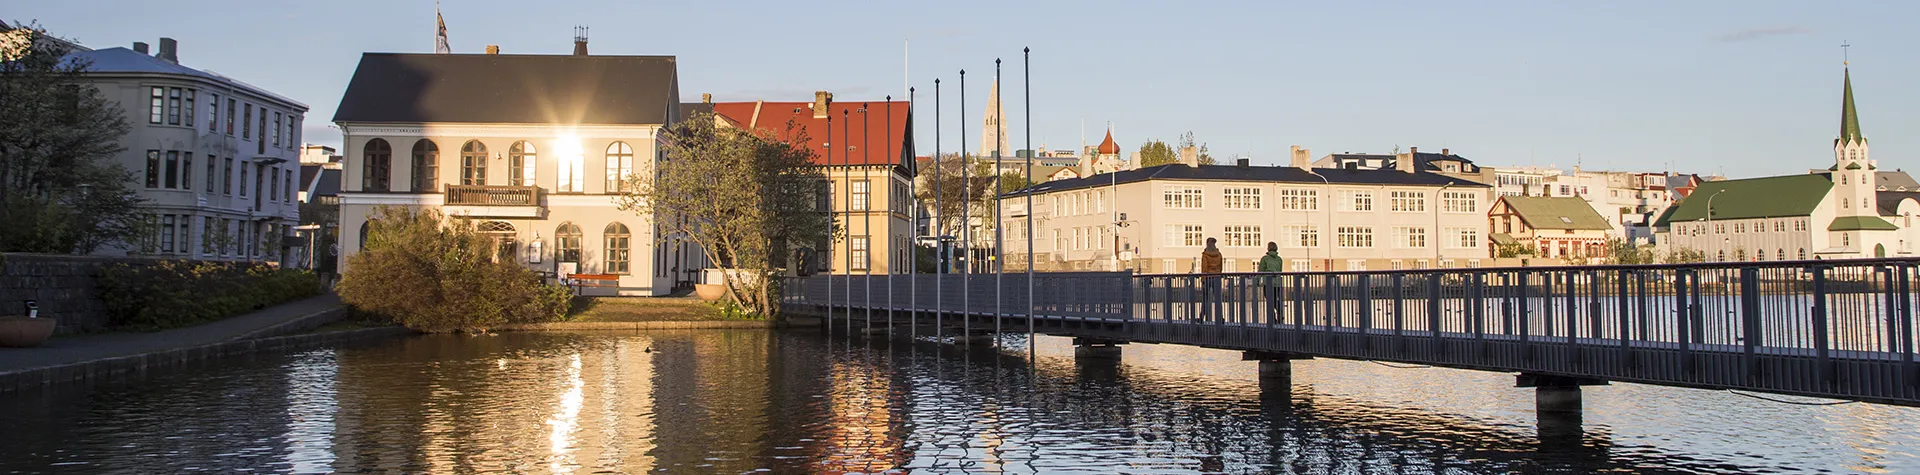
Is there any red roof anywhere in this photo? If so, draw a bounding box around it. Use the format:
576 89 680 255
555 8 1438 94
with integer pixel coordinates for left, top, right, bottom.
1096 129 1121 155
710 100 912 167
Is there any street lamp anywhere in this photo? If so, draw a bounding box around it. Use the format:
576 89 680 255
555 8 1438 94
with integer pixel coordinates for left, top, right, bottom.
1704 189 1726 260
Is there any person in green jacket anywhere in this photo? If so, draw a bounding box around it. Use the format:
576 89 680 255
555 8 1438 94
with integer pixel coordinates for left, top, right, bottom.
1257 242 1285 322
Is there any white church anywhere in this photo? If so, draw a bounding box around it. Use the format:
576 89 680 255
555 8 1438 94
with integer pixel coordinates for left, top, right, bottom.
1656 65 1920 261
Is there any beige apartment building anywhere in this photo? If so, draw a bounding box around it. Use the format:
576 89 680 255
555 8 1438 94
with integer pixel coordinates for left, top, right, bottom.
68 38 306 263
332 43 705 295
1003 148 1493 273
709 93 915 275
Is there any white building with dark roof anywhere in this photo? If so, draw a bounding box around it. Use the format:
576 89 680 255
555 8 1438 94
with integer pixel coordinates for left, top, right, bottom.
66 37 307 263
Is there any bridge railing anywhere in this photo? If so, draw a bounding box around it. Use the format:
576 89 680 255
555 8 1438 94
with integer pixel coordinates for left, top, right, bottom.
1134 259 1919 365
785 271 1133 321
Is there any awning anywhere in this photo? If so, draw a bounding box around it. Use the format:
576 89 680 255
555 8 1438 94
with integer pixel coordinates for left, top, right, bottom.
1490 233 1519 245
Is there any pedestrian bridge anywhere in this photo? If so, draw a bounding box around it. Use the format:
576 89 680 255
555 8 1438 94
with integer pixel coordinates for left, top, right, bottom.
783 258 1920 411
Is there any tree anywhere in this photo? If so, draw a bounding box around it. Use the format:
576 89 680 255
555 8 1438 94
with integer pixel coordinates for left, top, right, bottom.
914 152 996 241
1495 242 1536 258
1137 140 1178 167
617 111 833 319
1603 237 1658 265
0 22 145 254
1662 247 1706 264
337 206 571 332
996 170 1032 195
1177 131 1216 165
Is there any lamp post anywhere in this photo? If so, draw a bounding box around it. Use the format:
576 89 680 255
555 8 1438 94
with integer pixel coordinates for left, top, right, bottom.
1305 169 1331 271
1705 189 1726 260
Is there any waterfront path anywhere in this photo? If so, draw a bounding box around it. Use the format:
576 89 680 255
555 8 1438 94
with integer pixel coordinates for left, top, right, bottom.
0 294 346 375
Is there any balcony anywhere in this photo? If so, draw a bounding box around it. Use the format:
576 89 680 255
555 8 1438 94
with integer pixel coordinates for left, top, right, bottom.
444 185 546 219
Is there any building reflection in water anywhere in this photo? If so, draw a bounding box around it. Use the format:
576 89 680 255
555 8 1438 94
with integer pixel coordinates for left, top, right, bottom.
279 349 340 473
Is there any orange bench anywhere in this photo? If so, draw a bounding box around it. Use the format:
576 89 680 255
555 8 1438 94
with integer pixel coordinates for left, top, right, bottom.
567 273 621 294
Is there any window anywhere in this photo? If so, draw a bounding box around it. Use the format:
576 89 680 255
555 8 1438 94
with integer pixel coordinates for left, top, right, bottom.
1337 226 1373 248
160 215 176 252
285 174 293 203
269 167 279 203
1163 259 1176 274
258 113 267 155
272 112 282 147
851 180 870 210
363 139 392 191
606 142 634 193
1778 249 1787 261
207 93 219 131
509 141 536 186
1224 259 1236 273
149 87 164 124
851 236 869 270
460 140 487 186
242 104 252 139
1163 185 1203 209
183 90 195 128
1276 188 1321 211
1347 260 1367 271
1439 259 1456 268
202 219 214 254
1340 190 1373 211
1224 187 1261 210
1390 191 1426 212
289 117 300 150
1223 225 1261 247
205 157 215 193
1395 226 1427 248
1287 225 1320 248
181 153 192 190
1447 227 1480 249
1291 260 1311 272
604 223 631 274
225 99 236 135
145 150 161 188
1166 224 1204 247
1799 248 1807 260
1443 191 1478 213
222 158 234 195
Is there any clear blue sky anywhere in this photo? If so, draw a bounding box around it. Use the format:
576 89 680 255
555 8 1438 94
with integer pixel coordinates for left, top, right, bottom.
15 0 1920 177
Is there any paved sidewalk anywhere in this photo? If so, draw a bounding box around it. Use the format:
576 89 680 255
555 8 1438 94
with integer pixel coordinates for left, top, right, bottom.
0 294 346 374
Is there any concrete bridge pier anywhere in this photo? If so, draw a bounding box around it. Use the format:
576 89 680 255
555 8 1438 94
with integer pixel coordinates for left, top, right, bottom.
1518 373 1606 442
1072 338 1126 360
1242 352 1313 382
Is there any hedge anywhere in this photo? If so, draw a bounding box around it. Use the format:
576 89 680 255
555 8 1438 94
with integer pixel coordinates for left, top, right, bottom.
97 260 320 330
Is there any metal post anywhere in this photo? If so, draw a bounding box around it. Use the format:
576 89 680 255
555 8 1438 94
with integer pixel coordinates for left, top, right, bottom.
825 110 835 330
959 69 970 341
906 89 916 337
1024 47 1036 345
992 58 1003 349
1674 268 1693 373
843 109 853 336
1740 266 1762 379
933 80 943 340
1811 265 1832 385
860 104 872 332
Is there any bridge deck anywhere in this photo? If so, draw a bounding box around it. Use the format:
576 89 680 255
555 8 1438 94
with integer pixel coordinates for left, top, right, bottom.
786 259 1920 406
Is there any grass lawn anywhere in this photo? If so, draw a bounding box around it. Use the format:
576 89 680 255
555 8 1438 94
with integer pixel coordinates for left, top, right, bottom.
567 297 741 322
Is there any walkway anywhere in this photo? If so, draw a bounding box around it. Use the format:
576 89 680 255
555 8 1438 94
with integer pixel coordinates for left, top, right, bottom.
0 294 346 375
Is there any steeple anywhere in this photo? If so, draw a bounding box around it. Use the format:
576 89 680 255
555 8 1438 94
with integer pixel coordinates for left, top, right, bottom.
1839 67 1865 146
979 81 1007 157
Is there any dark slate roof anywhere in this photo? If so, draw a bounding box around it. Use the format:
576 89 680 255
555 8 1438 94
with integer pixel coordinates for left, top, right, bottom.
1877 170 1920 191
681 102 713 117
1877 191 1920 216
311 169 340 198
299 165 322 193
1326 152 1479 173
333 53 678 125
1654 174 1831 226
1003 163 1488 198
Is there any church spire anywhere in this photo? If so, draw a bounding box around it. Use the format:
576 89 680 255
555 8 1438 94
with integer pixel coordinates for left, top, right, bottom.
1840 67 1865 146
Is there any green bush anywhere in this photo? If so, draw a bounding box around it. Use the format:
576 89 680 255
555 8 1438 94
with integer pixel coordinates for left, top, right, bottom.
336 207 570 332
97 260 321 330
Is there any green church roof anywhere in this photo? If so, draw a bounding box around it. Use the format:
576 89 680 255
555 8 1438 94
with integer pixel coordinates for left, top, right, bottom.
1841 68 1867 145
1847 162 1863 170
1654 174 1833 226
1830 216 1897 231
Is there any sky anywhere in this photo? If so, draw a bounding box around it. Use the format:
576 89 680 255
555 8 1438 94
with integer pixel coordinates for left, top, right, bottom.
15 0 1920 178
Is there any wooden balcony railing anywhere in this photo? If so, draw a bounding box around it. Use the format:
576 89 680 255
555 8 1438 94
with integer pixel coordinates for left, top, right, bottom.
445 185 543 206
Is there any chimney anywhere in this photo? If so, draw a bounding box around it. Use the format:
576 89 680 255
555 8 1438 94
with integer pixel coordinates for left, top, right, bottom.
1179 146 1198 167
812 91 833 119
572 26 589 56
1441 147 1450 156
156 37 177 63
1397 146 1417 173
702 93 712 103
1290 145 1311 169
132 42 149 55
485 44 500 54
1236 157 1250 168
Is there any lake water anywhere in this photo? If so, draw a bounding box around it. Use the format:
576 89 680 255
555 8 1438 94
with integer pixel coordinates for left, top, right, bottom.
3 329 1917 474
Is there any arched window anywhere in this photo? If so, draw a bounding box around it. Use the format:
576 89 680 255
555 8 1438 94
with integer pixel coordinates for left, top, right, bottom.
1799 248 1807 260
1842 175 1848 185
1735 249 1746 261
1843 233 1851 246
478 220 516 262
606 141 634 193
1777 249 1786 261
362 139 391 191
1717 250 1726 261
605 222 631 274
509 141 537 187
558 142 584 193
555 222 582 262
461 140 488 186
410 139 438 192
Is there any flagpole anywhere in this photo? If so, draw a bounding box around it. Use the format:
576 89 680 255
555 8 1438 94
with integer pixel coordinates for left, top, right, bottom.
958 69 970 343
824 107 834 331
885 96 894 336
933 79 943 341
843 109 853 337
992 58 1004 350
1023 47 1035 348
905 89 916 339
860 103 872 333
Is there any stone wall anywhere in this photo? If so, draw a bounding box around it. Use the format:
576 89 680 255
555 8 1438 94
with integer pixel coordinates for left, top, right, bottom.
0 253 161 334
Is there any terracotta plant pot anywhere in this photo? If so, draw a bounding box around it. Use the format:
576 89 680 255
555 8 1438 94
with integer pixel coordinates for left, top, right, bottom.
693 284 730 302
0 316 56 348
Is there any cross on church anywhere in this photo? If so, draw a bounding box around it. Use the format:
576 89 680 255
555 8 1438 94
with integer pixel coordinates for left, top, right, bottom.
1842 41 1850 65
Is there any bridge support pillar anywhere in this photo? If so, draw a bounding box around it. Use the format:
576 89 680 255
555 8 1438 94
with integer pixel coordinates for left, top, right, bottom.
1516 374 1608 414
1073 338 1125 360
1242 352 1313 381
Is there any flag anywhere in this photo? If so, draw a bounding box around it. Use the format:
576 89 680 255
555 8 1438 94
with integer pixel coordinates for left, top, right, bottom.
434 8 450 54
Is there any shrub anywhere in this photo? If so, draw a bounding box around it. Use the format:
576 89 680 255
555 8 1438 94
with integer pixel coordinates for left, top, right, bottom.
97 260 321 330
336 207 570 332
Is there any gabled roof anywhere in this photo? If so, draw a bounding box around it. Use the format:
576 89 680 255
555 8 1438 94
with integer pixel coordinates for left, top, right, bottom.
1654 174 1832 226
1830 216 1896 231
1877 170 1919 191
1876 191 1920 216
709 100 912 168
1497 196 1612 231
333 53 678 125
66 47 304 108
1003 163 1487 198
